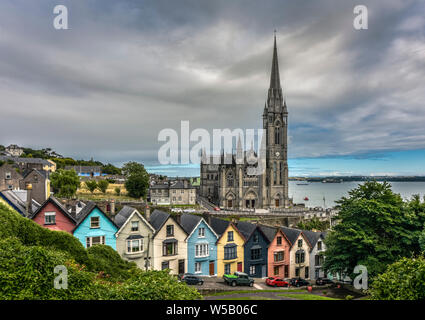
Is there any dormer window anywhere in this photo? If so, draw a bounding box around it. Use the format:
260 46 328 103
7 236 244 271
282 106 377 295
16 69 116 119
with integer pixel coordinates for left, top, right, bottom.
227 231 234 242
131 221 139 232
166 225 174 237
5 172 11 180
298 239 303 247
44 212 56 225
317 241 322 251
198 227 205 238
276 236 282 245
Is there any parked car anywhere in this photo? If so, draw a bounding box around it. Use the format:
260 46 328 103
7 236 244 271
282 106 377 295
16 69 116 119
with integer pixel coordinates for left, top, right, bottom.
265 277 289 287
223 272 254 287
213 207 221 211
316 277 334 286
183 208 196 213
171 208 183 213
179 273 204 285
289 278 310 287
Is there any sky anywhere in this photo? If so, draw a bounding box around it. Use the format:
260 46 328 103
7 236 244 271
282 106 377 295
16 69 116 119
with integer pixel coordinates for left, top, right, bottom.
0 0 424 177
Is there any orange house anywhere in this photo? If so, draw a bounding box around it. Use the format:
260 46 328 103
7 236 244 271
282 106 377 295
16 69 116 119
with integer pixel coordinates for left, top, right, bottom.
260 224 291 279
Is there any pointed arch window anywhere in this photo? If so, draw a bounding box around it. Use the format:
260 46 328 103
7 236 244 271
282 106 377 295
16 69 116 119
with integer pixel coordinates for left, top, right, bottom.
275 125 282 145
273 162 277 185
279 162 283 185
226 172 234 187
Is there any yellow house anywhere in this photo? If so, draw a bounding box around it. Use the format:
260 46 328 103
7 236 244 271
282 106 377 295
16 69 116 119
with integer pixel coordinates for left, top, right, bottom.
215 221 246 277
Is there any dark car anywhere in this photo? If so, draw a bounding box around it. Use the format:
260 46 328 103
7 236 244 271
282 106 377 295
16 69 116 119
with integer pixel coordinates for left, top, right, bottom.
316 277 334 286
289 278 310 287
266 277 289 287
179 273 204 285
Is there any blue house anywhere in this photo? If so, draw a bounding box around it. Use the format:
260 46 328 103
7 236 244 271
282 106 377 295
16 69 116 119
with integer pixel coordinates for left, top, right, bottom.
236 221 270 278
73 202 118 250
180 214 218 276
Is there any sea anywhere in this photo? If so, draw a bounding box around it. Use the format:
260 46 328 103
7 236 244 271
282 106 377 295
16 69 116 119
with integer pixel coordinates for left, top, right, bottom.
289 181 425 208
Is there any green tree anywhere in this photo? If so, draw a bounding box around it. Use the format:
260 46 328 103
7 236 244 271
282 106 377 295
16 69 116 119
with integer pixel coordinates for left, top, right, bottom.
102 163 122 175
85 180 98 194
323 181 424 279
297 217 330 231
369 255 425 300
97 180 109 194
114 187 121 196
50 169 80 198
123 162 149 199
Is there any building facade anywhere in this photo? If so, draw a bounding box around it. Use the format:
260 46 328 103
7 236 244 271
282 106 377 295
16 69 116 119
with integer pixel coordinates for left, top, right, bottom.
150 181 196 205
30 197 76 233
200 36 289 209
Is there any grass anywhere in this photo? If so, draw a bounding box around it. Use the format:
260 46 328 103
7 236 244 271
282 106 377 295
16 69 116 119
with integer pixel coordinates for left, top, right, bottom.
277 293 340 300
218 296 276 300
206 289 306 297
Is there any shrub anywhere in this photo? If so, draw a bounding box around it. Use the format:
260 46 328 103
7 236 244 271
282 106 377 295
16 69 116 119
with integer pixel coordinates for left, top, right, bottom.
97 180 109 194
85 180 98 194
114 187 121 196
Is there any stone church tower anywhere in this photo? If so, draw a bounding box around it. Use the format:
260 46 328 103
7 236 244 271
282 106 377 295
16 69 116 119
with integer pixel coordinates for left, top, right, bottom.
200 35 289 209
262 34 289 208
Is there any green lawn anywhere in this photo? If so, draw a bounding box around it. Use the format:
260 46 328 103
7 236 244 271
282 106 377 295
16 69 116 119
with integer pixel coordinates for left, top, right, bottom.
206 289 305 297
278 293 340 300
218 296 276 300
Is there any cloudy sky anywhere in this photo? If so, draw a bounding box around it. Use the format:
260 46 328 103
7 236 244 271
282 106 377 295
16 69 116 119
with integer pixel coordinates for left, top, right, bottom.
0 0 424 176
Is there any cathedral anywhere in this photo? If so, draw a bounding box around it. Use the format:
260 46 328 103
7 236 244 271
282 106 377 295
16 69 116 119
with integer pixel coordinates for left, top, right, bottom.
200 35 289 209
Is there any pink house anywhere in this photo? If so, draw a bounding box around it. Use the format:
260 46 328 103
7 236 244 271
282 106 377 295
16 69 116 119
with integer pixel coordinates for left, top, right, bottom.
30 196 77 233
260 225 291 279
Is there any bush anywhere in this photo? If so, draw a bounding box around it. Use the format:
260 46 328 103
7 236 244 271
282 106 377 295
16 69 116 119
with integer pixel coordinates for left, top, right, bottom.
97 180 109 194
369 256 425 300
85 180 98 194
87 245 136 281
114 187 121 196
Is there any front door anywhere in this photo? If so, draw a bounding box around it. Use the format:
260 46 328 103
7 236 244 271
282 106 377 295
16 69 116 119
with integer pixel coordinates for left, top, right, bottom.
178 260 185 274
275 199 279 207
209 262 215 276
227 199 232 208
237 262 243 272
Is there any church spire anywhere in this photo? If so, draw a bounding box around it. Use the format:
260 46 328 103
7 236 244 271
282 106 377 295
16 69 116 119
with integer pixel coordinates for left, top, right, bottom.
269 32 281 91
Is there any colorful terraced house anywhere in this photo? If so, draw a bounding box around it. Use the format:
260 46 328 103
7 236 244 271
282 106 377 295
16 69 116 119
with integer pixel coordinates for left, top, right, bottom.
210 217 246 277
73 202 118 250
180 213 218 276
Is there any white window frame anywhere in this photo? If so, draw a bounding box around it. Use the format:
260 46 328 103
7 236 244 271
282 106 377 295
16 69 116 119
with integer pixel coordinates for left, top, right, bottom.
198 227 205 238
195 262 202 273
249 265 256 275
44 212 56 225
90 216 100 228
5 172 11 180
195 243 209 258
86 236 105 248
131 221 139 232
127 239 143 253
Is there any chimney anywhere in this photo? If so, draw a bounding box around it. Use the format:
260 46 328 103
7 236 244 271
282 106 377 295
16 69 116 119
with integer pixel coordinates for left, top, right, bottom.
175 213 181 224
71 203 77 217
26 183 33 217
110 199 115 216
145 205 151 221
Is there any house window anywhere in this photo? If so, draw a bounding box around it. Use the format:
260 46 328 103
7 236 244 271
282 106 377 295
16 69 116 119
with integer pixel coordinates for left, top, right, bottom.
163 242 177 256
315 269 320 279
227 231 234 242
131 221 139 232
8 185 13 190
44 212 56 225
166 225 174 237
274 266 279 275
198 227 205 237
195 244 209 257
251 248 261 260
224 263 231 275
161 261 169 270
295 250 305 264
249 265 256 275
317 241 322 251
305 267 309 278
5 172 11 180
276 236 282 245
90 217 100 228
224 246 237 260
274 251 284 262
295 268 300 277
298 239 303 247
86 236 105 248
127 239 143 253
195 262 202 273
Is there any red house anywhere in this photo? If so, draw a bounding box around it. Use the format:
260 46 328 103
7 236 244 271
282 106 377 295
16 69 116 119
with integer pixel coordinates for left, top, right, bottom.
30 196 77 233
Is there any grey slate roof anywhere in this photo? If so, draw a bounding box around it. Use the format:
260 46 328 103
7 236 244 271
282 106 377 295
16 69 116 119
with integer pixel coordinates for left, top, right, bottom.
0 190 41 216
280 226 302 246
114 206 137 228
179 213 202 235
235 220 257 240
258 224 278 243
209 217 230 237
0 156 52 166
302 230 322 249
149 209 170 232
